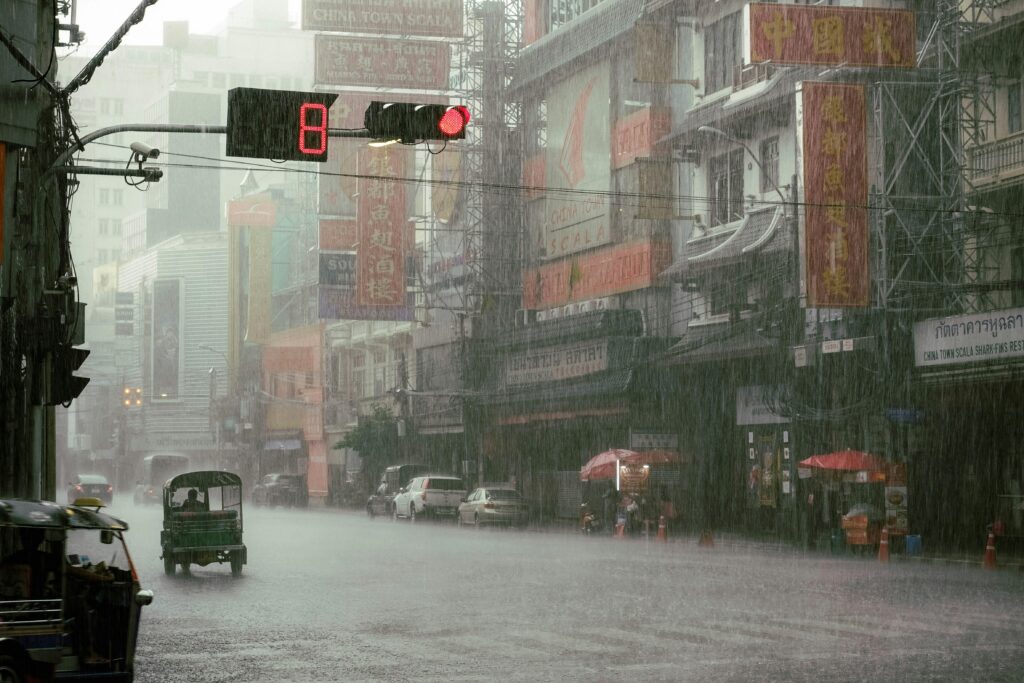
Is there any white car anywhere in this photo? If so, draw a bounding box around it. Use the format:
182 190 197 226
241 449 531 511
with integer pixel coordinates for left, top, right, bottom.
392 475 466 521
457 487 529 528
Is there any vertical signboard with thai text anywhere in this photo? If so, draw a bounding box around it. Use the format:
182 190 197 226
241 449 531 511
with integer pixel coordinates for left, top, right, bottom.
543 62 611 260
357 147 407 308
745 3 916 68
802 82 869 308
152 279 182 400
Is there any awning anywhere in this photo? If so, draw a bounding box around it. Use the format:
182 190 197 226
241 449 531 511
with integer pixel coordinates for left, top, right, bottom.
264 439 302 451
659 322 777 366
661 206 785 282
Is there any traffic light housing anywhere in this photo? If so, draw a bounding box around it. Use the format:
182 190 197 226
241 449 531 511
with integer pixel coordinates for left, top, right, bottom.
363 102 470 143
48 347 90 406
123 386 142 408
226 87 339 162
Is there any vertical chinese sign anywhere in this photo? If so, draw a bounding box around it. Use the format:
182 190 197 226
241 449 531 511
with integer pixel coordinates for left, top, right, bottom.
802 82 869 308
357 147 407 308
745 3 916 68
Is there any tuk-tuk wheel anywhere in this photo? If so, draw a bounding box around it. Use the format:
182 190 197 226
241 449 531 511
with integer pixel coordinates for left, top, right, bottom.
230 550 243 577
163 555 175 576
180 561 191 576
0 654 27 683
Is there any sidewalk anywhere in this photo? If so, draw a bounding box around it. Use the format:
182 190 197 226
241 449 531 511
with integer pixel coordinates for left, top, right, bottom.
531 516 1024 571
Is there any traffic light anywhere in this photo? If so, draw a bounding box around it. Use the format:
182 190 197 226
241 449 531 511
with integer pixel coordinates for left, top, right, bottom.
49 347 89 406
123 386 142 408
363 102 470 143
226 87 339 162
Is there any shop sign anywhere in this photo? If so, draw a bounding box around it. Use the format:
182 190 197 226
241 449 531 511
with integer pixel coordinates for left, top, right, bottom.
735 385 789 425
319 219 359 251
629 431 678 450
612 107 670 170
302 0 464 38
913 306 1024 368
315 35 451 90
522 240 669 309
357 146 407 308
319 252 357 287
618 463 650 494
745 3 915 68
801 81 869 307
885 463 908 534
318 286 415 322
506 340 608 386
130 433 215 452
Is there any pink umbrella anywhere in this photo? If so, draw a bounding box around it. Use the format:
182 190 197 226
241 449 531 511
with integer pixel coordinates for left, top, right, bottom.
579 449 681 481
799 449 888 472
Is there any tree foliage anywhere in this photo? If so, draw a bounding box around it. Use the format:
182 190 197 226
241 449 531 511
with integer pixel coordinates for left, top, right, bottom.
333 403 399 489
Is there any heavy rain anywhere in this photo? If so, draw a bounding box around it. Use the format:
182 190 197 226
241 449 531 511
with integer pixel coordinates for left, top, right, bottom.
1 0 1024 681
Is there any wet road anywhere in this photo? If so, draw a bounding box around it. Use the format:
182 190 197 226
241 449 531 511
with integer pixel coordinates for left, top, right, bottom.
112 500 1024 682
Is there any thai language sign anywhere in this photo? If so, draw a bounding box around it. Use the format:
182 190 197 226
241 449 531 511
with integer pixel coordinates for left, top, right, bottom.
522 240 669 309
745 3 915 68
801 82 869 308
315 35 450 90
357 146 407 308
913 307 1024 368
302 0 463 37
506 340 609 386
543 62 611 259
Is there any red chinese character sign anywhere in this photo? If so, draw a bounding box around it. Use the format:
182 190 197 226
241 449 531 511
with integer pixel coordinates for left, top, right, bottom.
357 147 408 308
745 3 915 69
802 82 869 308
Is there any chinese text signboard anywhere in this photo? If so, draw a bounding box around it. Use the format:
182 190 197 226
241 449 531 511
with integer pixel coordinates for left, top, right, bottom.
611 107 670 170
802 82 869 308
315 35 451 90
302 0 464 37
357 147 407 308
746 3 916 68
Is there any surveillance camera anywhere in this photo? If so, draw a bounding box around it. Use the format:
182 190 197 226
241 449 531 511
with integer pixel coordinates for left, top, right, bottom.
130 142 160 160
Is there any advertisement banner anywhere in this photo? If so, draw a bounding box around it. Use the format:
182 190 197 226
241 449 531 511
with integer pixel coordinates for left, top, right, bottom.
228 192 276 227
802 82 869 308
315 34 450 90
357 146 408 308
303 0 463 38
431 150 461 223
506 340 609 386
318 287 416 321
746 3 915 68
151 279 182 400
543 62 611 260
522 153 546 201
522 240 670 309
319 140 360 217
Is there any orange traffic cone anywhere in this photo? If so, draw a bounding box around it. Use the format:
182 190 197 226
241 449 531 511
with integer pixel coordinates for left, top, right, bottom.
878 527 890 563
698 529 714 547
656 516 668 543
983 531 997 569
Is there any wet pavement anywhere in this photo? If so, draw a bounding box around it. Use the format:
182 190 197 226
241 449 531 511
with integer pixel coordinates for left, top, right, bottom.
112 500 1024 682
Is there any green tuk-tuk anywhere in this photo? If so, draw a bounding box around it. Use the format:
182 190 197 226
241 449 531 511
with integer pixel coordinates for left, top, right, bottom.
160 471 246 577
0 498 153 682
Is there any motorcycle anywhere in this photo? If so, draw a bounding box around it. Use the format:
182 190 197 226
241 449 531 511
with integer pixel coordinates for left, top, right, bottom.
579 502 602 534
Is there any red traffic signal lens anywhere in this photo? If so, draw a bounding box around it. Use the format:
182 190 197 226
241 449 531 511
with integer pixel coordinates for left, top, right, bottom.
438 106 470 138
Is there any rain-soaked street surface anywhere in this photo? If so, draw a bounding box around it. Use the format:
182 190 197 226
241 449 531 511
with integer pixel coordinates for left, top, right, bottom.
112 500 1024 683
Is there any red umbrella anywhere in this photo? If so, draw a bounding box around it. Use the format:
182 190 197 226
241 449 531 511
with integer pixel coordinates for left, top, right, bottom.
579 449 681 481
798 449 887 472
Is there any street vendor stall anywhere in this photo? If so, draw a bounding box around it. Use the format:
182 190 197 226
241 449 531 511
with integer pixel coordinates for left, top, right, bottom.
579 449 682 534
798 450 904 552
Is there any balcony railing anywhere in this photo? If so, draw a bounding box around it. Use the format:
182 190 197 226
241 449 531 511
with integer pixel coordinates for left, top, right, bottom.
968 131 1024 189
733 62 775 93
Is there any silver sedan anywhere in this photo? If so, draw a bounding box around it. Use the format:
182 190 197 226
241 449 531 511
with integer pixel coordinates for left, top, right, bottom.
457 487 529 527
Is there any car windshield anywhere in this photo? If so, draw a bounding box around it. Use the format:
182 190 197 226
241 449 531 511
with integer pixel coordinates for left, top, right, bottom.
77 474 107 485
47 2 1024 679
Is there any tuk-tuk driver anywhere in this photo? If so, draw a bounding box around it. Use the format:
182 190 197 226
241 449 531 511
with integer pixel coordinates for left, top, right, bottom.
180 489 205 512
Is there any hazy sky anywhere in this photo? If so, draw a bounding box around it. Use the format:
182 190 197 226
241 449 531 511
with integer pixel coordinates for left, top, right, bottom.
74 0 301 50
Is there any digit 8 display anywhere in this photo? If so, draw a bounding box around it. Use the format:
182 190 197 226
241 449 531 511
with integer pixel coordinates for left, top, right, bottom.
298 103 328 155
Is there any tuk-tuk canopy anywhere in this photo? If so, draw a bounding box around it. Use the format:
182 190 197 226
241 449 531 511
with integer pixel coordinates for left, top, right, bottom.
166 470 242 491
0 499 128 531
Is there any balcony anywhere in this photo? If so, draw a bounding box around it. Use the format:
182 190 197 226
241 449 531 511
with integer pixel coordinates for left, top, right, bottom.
733 62 775 93
967 131 1024 192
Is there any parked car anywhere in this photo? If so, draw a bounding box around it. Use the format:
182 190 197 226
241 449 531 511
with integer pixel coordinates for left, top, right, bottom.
457 487 529 528
392 475 466 521
67 473 114 505
251 473 308 508
366 464 429 517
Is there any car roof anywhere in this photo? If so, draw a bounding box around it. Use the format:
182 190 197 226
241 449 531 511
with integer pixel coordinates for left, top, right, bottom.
0 499 128 531
76 474 108 484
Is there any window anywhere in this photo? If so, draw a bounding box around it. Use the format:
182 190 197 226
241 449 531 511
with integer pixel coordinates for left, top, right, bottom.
98 219 109 235
708 148 745 226
99 188 110 205
112 189 124 206
759 136 780 194
1012 247 1024 307
113 219 123 236
1009 81 1022 135
704 12 740 94
97 249 109 263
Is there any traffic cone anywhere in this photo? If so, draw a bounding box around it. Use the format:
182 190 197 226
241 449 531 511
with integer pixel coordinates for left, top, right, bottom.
878 527 889 563
614 520 625 538
698 529 714 547
656 516 667 543
983 531 997 569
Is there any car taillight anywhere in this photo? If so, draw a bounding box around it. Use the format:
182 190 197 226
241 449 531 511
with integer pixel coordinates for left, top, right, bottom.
74 485 83 492
484 502 496 509
106 485 114 493
421 491 427 501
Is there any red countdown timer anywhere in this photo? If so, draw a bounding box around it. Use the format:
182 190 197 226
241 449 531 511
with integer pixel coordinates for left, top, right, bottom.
226 88 338 162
